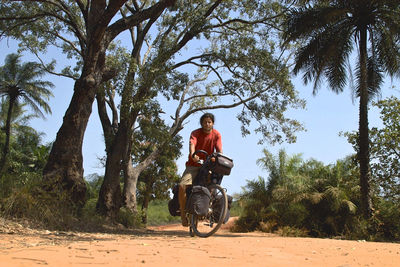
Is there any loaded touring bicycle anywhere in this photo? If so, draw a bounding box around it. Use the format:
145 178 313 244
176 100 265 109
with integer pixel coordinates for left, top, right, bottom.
169 150 234 237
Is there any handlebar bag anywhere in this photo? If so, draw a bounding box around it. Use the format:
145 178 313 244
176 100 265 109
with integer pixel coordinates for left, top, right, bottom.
211 154 234 176
187 185 211 217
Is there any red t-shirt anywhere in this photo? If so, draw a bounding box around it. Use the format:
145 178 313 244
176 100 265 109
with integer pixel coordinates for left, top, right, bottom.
186 128 222 167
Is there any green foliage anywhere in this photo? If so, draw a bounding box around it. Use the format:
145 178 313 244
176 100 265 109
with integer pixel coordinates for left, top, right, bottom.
341 97 400 240
275 226 309 237
134 114 182 222
116 207 144 228
1 181 80 230
80 198 105 228
139 0 306 144
236 147 400 240
236 149 361 237
369 97 400 200
0 53 53 177
85 173 104 200
229 200 242 217
343 97 400 201
0 100 51 199
146 199 181 226
373 200 400 241
283 0 400 218
0 53 53 117
283 1 400 94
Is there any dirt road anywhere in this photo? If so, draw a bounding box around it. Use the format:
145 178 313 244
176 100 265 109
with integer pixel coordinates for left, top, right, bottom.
0 218 399 266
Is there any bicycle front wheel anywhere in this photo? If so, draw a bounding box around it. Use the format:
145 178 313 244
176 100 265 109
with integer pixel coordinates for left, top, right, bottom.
190 184 228 238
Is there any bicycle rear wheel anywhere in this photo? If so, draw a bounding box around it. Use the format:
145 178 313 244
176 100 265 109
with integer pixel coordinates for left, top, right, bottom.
190 184 228 238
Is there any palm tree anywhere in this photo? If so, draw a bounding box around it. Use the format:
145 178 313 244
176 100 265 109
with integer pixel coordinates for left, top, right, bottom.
0 53 53 175
283 0 400 218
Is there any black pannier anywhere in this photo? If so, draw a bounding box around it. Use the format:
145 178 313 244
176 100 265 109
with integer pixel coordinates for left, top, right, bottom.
210 154 234 176
187 185 211 217
168 184 180 216
212 194 233 224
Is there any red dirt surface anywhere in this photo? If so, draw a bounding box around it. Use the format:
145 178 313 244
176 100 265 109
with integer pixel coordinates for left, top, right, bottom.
0 217 399 266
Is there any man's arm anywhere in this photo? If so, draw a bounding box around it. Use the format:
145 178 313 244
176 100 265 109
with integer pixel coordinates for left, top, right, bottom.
189 142 201 162
189 132 200 162
216 131 223 154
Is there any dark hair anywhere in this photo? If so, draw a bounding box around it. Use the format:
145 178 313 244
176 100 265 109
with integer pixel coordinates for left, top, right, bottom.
200 113 215 124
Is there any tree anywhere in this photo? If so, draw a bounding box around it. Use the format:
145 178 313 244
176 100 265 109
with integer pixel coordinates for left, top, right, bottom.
0 53 53 176
282 0 400 218
369 97 400 201
0 100 51 198
344 96 400 201
96 0 306 217
0 0 177 205
136 146 181 224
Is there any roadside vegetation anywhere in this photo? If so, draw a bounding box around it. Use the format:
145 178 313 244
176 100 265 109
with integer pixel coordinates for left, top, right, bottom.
233 97 400 241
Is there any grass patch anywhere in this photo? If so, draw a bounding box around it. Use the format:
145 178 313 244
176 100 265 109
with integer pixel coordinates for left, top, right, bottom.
146 199 181 226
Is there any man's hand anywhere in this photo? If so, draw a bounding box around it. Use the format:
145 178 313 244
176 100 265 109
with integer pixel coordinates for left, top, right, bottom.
192 154 200 163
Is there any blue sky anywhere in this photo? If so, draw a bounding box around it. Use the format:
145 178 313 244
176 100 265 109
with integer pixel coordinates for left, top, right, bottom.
1 40 399 196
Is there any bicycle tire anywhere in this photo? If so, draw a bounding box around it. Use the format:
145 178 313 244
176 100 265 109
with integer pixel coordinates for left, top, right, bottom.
190 184 228 238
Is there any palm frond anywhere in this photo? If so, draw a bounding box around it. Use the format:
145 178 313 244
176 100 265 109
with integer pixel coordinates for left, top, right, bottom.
283 5 348 44
293 21 354 93
341 199 357 214
307 191 324 204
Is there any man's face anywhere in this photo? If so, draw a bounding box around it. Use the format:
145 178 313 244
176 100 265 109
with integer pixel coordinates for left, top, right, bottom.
201 117 214 133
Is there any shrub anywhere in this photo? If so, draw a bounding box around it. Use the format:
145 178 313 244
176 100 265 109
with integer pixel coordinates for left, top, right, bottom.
1 184 79 229
146 200 180 226
275 226 309 237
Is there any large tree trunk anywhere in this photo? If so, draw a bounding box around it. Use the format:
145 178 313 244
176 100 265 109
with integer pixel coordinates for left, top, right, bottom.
42 0 113 205
43 75 101 204
358 28 373 218
96 121 131 217
96 62 140 216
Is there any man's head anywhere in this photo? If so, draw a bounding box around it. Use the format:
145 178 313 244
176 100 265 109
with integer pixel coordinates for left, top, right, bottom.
200 113 215 133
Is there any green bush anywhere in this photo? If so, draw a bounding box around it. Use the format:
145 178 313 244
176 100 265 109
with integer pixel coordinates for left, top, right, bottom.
275 226 309 237
229 200 242 217
370 200 400 241
117 207 144 228
146 199 180 226
1 184 79 230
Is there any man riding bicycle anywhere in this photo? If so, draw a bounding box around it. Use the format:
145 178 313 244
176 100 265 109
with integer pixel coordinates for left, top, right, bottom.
179 113 223 226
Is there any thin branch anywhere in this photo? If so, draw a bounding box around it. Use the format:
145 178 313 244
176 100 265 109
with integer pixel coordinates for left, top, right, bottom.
105 87 119 129
46 0 87 45
142 39 152 65
24 43 78 80
43 30 82 57
173 72 210 121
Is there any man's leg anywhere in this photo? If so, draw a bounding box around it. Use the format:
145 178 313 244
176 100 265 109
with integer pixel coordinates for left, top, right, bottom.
178 166 200 227
178 184 188 226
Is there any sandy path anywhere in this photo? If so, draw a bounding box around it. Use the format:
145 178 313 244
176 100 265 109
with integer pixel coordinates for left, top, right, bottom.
0 218 399 266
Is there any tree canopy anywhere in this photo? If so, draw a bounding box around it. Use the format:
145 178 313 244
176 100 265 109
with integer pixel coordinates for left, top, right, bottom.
0 53 53 176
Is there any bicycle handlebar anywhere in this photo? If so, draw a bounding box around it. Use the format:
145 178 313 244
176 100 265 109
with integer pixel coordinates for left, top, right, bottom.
192 150 209 158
